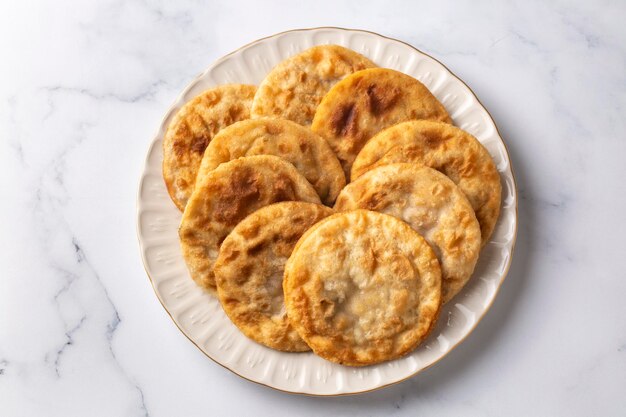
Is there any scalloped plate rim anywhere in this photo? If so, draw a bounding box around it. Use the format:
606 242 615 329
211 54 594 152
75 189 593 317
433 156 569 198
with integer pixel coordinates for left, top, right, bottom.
136 27 518 396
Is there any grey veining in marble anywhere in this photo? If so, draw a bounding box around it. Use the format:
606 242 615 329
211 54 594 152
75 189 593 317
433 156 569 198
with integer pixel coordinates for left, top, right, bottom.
1 0 625 416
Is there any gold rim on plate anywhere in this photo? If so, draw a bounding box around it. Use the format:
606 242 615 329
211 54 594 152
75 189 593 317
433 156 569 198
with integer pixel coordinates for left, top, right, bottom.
136 26 519 397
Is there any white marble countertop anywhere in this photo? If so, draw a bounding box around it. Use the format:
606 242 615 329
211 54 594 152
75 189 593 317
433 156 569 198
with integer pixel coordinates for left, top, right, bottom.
1 1 625 415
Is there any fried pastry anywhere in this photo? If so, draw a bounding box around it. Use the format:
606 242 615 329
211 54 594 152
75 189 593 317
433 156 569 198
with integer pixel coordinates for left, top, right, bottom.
163 84 256 210
351 120 501 244
283 210 442 366
214 202 333 351
179 155 320 292
197 118 345 205
251 45 375 126
311 68 450 177
334 164 480 302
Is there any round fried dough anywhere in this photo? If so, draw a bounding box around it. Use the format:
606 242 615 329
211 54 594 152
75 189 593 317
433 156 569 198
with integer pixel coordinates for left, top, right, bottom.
179 155 320 292
351 120 501 244
283 210 442 366
251 45 375 126
163 84 256 211
214 202 334 351
197 118 345 206
311 68 451 178
334 164 480 303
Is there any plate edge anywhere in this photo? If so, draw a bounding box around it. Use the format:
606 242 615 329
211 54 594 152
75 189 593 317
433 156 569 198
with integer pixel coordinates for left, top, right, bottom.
135 26 520 397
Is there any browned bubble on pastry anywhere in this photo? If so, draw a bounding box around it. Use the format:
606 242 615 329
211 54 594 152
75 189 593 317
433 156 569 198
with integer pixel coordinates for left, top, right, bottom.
283 210 442 366
179 155 320 292
214 202 334 351
334 164 480 303
162 84 256 211
311 68 451 178
351 120 501 244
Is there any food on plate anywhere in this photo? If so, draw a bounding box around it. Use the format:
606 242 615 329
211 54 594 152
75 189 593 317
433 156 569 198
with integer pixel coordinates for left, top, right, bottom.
158 43 504 366
251 45 375 126
214 202 334 351
283 210 442 366
197 118 345 206
351 120 501 244
163 84 256 210
311 68 451 178
179 155 320 292
334 164 480 302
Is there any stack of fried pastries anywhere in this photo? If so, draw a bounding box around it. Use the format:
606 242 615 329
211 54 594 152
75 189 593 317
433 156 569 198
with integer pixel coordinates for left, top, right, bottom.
162 45 501 366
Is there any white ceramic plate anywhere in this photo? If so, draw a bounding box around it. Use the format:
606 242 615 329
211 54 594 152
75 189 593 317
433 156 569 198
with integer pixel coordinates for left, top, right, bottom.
137 27 517 396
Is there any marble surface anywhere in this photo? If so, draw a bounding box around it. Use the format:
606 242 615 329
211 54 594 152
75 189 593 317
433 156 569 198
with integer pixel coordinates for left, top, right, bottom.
1 0 625 415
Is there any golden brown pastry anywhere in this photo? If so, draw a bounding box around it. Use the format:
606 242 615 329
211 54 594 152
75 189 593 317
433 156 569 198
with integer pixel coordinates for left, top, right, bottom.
351 120 501 244
284 210 442 366
311 68 450 178
334 164 480 302
197 118 345 206
162 84 256 210
179 155 320 292
251 45 375 126
214 202 334 351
